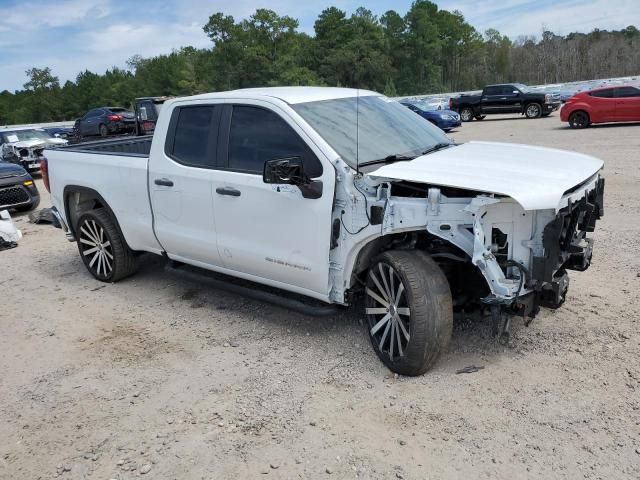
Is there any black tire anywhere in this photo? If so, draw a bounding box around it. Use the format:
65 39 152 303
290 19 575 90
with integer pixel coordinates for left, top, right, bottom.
460 107 474 122
568 110 590 129
541 112 551 117
474 115 486 120
76 209 138 282
365 251 453 376
524 103 542 118
99 124 108 137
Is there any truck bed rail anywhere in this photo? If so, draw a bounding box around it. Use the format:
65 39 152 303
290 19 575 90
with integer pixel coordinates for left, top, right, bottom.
60 136 152 157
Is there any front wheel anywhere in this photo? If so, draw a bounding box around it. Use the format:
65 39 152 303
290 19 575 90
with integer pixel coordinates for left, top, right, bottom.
365 251 453 376
460 107 474 122
76 209 138 282
525 103 542 118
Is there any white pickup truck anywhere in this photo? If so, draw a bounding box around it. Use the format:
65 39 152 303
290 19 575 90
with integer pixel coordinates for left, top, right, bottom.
43 87 605 376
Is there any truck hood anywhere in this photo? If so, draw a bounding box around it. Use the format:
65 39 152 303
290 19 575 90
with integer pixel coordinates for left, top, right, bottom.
8 138 67 149
369 141 603 211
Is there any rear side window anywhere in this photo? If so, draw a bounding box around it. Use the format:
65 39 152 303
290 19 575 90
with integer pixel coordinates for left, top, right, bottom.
169 106 216 167
484 86 500 95
227 106 323 177
590 89 614 98
614 87 640 98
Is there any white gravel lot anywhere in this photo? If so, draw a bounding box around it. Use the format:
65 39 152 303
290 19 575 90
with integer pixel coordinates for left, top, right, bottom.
1 114 639 480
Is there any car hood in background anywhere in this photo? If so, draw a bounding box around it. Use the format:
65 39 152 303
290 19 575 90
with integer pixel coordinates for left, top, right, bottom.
0 162 28 178
8 138 68 149
369 141 603 211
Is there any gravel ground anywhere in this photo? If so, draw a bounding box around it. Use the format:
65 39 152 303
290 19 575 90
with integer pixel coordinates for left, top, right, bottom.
1 114 639 480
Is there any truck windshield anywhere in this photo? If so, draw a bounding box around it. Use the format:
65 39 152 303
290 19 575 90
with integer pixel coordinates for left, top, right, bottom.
292 95 450 170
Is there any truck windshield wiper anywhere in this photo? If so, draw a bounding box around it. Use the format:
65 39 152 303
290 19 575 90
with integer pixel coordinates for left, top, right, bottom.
420 142 455 155
360 154 417 167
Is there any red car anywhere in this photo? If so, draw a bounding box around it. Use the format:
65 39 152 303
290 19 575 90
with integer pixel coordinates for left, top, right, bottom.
560 85 640 128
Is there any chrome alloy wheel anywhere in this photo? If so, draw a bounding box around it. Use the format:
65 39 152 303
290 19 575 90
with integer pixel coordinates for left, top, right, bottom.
79 218 114 278
526 104 541 118
365 263 412 361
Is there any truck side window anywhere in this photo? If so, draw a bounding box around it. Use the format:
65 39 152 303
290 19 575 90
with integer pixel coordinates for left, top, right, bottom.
170 106 216 167
228 106 323 178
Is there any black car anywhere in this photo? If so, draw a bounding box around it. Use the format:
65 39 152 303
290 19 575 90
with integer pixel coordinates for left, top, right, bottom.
0 162 40 212
449 84 562 121
74 107 136 138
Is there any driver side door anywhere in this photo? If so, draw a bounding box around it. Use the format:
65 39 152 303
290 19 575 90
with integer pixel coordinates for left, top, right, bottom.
211 102 335 298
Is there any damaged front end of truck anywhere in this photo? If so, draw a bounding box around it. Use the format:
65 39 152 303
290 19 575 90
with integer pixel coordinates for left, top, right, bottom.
329 141 605 339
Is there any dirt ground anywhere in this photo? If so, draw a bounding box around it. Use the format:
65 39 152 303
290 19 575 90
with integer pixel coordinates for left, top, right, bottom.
1 114 639 480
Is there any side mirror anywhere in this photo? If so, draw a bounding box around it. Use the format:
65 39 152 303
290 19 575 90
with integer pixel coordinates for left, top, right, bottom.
263 157 306 185
263 157 322 200
513 90 520 94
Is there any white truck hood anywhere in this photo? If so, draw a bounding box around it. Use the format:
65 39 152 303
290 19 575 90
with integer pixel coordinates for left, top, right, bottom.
10 138 67 149
370 141 603 211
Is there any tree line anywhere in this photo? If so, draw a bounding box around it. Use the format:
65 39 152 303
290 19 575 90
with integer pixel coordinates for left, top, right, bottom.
1 1 638 125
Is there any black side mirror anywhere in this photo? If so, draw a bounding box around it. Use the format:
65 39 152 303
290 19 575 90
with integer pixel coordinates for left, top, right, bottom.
263 157 306 185
263 157 323 200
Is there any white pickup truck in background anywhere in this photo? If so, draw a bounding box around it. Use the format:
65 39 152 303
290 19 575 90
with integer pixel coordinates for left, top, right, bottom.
43 87 605 376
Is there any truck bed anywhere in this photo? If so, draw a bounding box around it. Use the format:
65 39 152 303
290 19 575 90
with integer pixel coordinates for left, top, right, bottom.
62 136 152 156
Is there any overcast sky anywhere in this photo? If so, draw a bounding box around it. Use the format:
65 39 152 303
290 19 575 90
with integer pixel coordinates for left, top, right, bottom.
1 0 637 91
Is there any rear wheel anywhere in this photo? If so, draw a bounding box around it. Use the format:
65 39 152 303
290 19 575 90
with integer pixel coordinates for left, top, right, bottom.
460 107 474 122
365 251 453 376
76 209 138 282
525 103 542 118
568 111 590 129
99 124 108 137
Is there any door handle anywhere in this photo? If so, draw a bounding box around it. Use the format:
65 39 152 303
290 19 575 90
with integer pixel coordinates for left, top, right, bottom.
216 187 241 197
154 178 174 187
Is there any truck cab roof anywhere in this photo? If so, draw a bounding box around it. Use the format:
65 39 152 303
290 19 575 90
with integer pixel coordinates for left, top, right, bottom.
182 87 381 105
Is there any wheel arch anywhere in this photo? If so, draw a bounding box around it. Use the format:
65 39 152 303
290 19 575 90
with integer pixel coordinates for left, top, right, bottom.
63 185 129 247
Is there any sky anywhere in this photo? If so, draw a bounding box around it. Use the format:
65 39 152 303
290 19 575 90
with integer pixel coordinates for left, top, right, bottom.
0 0 638 91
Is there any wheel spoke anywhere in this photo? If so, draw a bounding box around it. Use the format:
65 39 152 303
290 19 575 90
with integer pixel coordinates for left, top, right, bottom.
397 307 410 316
97 252 103 275
89 250 99 268
379 264 392 303
370 313 391 336
394 283 405 307
369 271 390 304
366 307 388 315
88 221 101 244
395 319 403 357
103 252 112 272
80 226 99 244
102 241 111 248
366 287 389 308
396 315 410 342
79 237 97 247
103 248 113 260
389 321 396 359
83 246 99 256
379 320 392 350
